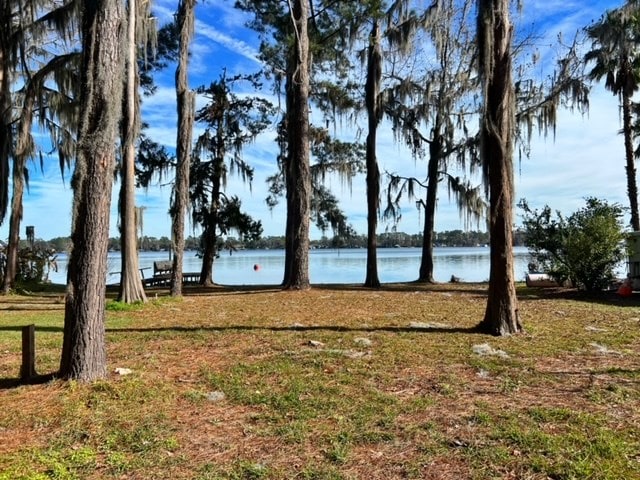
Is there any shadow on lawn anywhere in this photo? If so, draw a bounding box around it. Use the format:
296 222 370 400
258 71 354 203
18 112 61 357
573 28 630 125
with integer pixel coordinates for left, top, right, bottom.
0 372 57 390
0 323 482 336
0 323 481 390
182 282 640 307
106 324 484 335
517 286 640 307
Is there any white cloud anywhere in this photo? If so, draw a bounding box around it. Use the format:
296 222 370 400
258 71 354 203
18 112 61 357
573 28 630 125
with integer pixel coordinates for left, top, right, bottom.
194 20 260 65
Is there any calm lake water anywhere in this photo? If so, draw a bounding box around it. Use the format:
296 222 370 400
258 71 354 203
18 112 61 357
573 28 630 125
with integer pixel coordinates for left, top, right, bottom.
47 246 535 286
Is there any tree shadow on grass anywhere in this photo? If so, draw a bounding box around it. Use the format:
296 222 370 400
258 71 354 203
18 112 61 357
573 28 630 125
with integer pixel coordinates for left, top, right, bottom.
183 282 640 308
178 281 490 298
517 286 640 307
0 325 63 333
104 324 484 335
0 372 57 390
0 322 483 390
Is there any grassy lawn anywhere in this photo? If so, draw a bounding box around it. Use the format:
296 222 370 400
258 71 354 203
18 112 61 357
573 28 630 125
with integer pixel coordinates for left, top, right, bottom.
0 283 639 479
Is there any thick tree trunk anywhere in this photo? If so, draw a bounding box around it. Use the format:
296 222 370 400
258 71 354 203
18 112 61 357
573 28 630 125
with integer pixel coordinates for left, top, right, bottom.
418 135 442 283
171 0 195 296
60 0 124 381
622 91 640 231
283 0 311 290
364 20 382 288
118 0 147 303
476 0 521 336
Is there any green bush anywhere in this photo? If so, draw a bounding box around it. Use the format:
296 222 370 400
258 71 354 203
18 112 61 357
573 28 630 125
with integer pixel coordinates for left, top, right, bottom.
0 245 59 286
519 197 627 291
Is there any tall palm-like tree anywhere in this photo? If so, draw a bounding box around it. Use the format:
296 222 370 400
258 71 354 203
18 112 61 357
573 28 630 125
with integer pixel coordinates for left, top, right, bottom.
171 0 195 296
340 0 426 288
364 17 382 288
118 0 155 303
585 3 640 231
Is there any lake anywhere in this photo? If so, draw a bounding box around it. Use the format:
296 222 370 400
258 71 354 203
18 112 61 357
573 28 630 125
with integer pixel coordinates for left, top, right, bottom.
46 246 536 286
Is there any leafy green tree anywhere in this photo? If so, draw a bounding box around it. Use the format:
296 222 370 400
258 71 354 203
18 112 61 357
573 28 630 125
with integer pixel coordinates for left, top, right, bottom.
297 0 425 288
265 124 363 243
585 2 640 231
386 1 588 286
237 0 365 289
191 72 272 285
385 0 484 284
520 198 627 291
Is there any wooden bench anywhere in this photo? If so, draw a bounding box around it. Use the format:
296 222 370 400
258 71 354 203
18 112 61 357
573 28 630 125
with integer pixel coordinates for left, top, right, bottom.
144 260 200 287
109 266 151 284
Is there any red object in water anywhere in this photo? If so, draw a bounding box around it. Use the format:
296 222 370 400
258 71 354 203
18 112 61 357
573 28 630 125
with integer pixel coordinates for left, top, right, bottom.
253 264 260 271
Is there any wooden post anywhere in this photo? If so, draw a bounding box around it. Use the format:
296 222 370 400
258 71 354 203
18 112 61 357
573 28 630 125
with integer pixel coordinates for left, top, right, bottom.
20 324 36 381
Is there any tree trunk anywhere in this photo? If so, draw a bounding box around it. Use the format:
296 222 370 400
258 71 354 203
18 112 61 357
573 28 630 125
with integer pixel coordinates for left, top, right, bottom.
59 0 124 381
199 171 221 286
476 0 521 336
3 158 23 293
364 20 382 288
199 227 216 286
118 0 147 303
622 90 640 231
282 175 294 286
418 135 442 284
2 88 35 293
171 0 195 296
283 0 311 290
0 11 11 229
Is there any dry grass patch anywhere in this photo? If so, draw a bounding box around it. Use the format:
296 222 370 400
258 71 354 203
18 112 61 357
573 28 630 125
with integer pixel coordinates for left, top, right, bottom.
1 283 639 479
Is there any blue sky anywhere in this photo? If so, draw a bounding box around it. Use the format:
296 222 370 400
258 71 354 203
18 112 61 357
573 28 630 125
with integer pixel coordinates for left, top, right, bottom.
0 0 631 242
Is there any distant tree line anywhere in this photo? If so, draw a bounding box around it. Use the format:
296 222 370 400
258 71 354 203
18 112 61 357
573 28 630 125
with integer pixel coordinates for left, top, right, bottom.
28 229 527 253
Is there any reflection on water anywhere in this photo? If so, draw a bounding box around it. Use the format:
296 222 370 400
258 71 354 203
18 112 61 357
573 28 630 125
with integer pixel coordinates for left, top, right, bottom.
48 246 534 285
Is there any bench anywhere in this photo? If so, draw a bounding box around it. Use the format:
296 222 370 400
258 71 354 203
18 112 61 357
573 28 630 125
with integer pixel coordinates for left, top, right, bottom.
109 266 151 284
144 260 200 287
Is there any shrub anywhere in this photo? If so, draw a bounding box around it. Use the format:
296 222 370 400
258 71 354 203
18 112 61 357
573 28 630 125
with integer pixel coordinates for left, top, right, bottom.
0 245 59 286
519 197 627 291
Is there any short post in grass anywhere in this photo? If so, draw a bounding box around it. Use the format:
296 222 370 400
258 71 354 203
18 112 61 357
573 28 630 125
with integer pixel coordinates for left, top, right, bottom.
20 324 36 381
